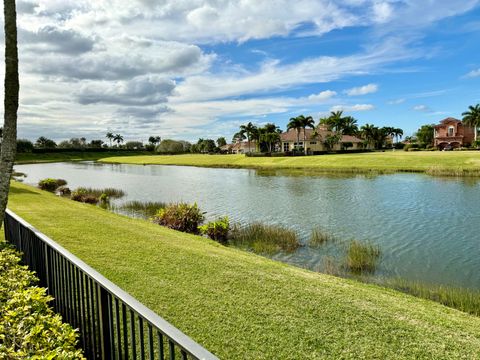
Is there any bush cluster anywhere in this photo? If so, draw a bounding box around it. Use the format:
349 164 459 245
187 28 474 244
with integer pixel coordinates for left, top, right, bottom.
38 178 67 192
71 188 100 204
199 217 230 244
153 203 205 234
0 247 84 358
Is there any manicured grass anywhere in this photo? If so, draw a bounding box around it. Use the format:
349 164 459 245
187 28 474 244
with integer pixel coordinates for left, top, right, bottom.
4 182 480 359
15 151 150 164
99 151 480 175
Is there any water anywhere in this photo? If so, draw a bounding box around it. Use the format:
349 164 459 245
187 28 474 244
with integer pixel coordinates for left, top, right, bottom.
15 162 480 289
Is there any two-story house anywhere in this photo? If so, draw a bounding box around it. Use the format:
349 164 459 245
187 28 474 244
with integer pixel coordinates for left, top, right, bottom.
433 118 475 149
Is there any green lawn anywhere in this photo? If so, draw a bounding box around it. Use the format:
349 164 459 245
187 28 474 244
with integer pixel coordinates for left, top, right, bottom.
99 151 480 175
15 151 150 164
4 182 480 359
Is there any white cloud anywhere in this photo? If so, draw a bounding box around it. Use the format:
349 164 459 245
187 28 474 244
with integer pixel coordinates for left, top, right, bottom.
465 68 480 78
387 98 405 105
307 90 337 102
345 83 379 96
330 104 375 112
412 104 431 112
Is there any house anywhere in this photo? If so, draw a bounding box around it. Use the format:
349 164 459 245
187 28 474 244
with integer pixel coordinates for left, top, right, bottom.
433 117 475 149
280 126 364 153
221 141 258 154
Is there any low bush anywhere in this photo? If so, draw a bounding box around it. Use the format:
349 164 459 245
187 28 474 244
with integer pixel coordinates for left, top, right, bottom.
230 223 300 254
38 178 67 192
345 240 380 273
57 186 71 196
71 188 99 204
199 217 230 244
153 202 205 234
0 247 84 358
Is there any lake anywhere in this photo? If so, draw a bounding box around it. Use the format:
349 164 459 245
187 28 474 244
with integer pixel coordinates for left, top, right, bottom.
15 162 480 290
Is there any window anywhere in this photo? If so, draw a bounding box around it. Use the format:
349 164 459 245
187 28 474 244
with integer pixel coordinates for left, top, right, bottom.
283 142 289 152
310 141 317 145
448 126 454 137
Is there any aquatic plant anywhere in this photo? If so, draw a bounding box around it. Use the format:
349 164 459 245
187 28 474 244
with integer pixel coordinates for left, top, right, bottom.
308 227 336 247
153 202 205 234
199 217 230 244
345 240 380 273
382 278 480 317
230 223 300 254
118 201 167 218
74 187 125 198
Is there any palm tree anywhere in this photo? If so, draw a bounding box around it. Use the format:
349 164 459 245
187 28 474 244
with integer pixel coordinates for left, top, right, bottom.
106 132 114 147
462 104 480 142
341 116 359 136
0 0 19 231
360 124 376 148
297 115 315 154
113 134 124 146
287 116 303 154
393 128 404 143
239 122 257 153
232 131 246 143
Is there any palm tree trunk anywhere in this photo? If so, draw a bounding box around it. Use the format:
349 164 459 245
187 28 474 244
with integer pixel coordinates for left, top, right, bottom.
247 135 251 153
303 127 307 155
0 0 19 231
296 129 300 155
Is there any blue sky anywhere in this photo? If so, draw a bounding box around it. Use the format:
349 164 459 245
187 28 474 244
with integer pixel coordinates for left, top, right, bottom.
10 0 480 142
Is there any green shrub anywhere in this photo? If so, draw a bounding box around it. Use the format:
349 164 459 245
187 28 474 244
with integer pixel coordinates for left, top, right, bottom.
230 223 300 254
38 178 66 192
199 217 230 244
57 186 71 196
153 203 205 234
74 187 125 199
0 248 84 359
71 188 99 204
345 240 380 273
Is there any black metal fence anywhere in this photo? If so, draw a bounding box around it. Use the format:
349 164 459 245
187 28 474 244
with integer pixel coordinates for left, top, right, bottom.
3 210 219 360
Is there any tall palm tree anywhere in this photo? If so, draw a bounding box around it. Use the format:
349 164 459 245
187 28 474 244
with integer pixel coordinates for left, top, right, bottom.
287 116 303 154
360 124 376 148
298 115 315 154
106 132 114 147
239 122 257 153
462 104 480 142
232 131 246 143
341 116 359 136
113 134 124 146
0 0 19 231
393 128 404 143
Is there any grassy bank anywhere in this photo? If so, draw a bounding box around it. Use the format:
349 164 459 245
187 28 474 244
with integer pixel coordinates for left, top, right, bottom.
99 151 480 176
3 182 480 359
15 151 150 164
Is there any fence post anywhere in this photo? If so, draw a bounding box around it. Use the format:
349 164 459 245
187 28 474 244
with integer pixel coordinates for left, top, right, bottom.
99 286 113 359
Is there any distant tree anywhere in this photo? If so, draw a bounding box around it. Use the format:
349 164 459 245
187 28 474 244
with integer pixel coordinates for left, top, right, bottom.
320 111 359 136
0 0 19 231
216 137 227 148
232 131 246 143
113 134 124 146
156 139 189 154
239 122 257 153
323 134 342 151
106 132 114 147
297 115 315 154
148 136 161 145
392 128 404 143
89 139 103 148
258 123 281 153
125 141 144 150
462 104 480 142
16 139 34 153
35 136 56 149
360 124 376 149
287 117 303 153
415 124 435 147
341 141 353 151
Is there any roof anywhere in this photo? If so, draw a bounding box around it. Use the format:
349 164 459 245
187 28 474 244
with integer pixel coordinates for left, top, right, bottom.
280 128 363 143
434 117 462 128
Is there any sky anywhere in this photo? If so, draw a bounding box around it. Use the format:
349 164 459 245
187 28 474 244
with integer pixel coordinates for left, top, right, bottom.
6 0 480 143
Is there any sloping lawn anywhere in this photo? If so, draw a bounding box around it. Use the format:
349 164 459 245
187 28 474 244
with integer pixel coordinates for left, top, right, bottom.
4 182 480 359
99 151 480 175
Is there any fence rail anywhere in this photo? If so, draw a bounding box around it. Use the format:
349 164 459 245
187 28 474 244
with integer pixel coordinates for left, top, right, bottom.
4 209 219 360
